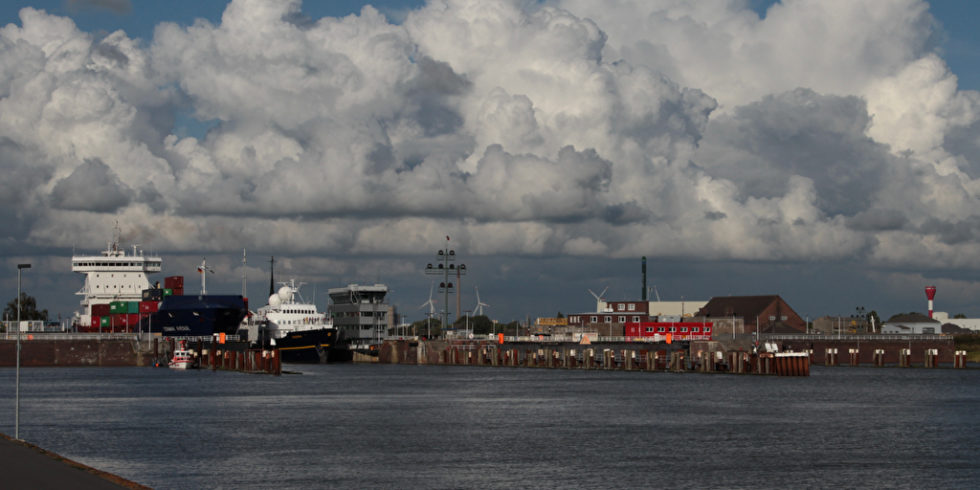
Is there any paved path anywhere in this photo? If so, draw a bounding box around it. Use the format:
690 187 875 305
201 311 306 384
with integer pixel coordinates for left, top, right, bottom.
0 433 147 489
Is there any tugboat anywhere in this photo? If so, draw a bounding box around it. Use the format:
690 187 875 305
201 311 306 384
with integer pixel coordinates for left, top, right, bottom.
169 340 197 369
255 280 338 363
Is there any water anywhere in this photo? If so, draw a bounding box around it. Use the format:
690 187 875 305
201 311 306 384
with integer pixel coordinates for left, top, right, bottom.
0 364 978 489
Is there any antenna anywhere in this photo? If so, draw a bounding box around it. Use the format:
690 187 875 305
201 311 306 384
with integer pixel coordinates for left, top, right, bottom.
242 248 247 297
198 258 215 295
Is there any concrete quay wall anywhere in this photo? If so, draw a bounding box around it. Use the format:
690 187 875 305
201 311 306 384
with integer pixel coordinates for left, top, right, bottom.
0 339 157 367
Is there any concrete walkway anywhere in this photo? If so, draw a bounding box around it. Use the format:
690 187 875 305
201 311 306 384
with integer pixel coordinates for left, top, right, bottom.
0 433 147 489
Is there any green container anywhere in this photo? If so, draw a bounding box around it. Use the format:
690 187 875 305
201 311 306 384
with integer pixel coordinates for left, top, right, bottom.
109 301 127 314
100 316 110 327
163 289 173 296
127 301 139 314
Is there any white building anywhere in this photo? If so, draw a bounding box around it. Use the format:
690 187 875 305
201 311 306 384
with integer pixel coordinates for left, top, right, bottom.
881 313 941 334
932 312 980 332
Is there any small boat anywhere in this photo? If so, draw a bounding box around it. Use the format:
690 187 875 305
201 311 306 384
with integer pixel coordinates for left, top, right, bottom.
169 340 197 369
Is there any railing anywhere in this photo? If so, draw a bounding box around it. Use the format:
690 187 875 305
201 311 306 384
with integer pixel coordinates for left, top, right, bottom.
763 334 952 341
0 332 140 341
0 332 241 342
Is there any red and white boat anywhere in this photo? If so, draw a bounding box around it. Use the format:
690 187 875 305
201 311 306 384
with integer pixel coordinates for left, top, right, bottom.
169 340 197 370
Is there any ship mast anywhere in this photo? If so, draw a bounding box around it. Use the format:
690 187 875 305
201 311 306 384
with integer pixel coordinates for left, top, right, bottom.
269 256 275 297
242 248 247 297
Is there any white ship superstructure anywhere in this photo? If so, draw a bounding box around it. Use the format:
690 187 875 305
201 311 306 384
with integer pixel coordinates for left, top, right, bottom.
71 237 161 327
258 280 333 339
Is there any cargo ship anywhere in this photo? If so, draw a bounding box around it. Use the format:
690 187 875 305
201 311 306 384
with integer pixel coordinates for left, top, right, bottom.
251 280 338 363
72 233 247 337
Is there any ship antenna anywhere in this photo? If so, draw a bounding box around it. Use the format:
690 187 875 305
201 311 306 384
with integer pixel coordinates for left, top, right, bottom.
242 248 247 297
269 256 275 297
112 220 121 252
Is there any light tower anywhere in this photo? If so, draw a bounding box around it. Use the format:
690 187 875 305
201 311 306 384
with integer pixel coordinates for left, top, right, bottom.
925 286 937 318
424 236 465 334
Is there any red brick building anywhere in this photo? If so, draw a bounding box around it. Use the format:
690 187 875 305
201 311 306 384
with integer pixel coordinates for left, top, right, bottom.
694 295 806 334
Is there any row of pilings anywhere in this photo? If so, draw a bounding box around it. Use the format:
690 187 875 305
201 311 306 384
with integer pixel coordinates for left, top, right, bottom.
379 340 809 376
821 347 967 368
177 339 281 375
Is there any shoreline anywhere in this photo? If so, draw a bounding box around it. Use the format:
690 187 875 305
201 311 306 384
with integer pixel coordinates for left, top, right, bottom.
0 432 148 489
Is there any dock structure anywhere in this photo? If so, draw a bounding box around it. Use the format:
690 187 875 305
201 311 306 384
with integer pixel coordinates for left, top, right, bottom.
0 334 281 374
184 338 281 375
378 339 811 376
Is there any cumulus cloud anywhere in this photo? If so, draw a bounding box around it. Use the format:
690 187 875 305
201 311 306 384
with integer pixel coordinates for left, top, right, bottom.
6 0 980 319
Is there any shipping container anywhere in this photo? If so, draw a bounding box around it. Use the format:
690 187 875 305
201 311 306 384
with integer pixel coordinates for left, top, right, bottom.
142 289 164 301
139 301 160 313
126 301 139 314
163 288 174 297
91 304 111 317
164 276 184 289
110 301 128 314
172 287 183 296
100 316 110 328
90 316 101 329
127 313 140 327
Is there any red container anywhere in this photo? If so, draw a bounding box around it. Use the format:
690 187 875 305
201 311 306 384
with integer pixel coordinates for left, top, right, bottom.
127 313 140 326
164 276 184 289
108 314 126 330
91 304 111 317
90 316 101 329
172 287 184 296
139 301 160 313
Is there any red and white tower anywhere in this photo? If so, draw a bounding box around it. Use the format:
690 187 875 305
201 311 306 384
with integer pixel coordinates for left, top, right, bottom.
925 286 937 318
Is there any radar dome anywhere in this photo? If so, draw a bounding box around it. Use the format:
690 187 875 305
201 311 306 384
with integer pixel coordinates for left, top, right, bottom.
268 294 282 308
278 286 291 302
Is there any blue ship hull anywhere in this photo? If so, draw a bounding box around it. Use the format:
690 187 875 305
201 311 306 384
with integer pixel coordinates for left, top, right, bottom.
150 295 247 337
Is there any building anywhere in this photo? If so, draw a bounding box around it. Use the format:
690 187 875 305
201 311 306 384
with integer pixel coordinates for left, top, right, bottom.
881 313 941 334
931 312 980 333
327 284 391 351
694 295 806 334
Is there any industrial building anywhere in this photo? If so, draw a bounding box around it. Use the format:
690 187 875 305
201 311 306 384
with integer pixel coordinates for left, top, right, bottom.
694 295 806 334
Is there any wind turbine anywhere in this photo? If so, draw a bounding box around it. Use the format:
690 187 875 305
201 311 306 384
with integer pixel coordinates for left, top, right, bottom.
198 258 215 295
419 282 436 316
474 286 490 316
588 286 608 312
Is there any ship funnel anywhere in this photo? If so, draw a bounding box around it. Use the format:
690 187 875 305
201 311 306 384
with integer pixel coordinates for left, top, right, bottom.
641 256 647 301
925 286 937 318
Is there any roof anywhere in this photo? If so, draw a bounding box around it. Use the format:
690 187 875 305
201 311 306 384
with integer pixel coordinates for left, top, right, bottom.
696 295 784 319
885 313 939 324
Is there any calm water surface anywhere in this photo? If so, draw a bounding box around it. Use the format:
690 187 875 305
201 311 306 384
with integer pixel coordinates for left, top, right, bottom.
0 364 977 489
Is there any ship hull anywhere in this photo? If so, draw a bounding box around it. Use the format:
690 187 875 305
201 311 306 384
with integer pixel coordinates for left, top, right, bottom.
276 328 340 363
151 295 247 337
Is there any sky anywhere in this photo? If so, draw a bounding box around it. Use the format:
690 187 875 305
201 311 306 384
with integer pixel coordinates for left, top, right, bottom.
3 0 980 326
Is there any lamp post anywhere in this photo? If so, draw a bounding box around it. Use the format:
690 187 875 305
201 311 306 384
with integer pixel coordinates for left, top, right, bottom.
16 263 31 440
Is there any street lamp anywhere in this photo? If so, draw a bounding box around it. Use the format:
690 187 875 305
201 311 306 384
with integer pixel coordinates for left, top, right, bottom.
16 263 30 440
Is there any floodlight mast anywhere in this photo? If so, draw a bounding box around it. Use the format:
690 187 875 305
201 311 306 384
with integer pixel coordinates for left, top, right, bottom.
424 236 465 336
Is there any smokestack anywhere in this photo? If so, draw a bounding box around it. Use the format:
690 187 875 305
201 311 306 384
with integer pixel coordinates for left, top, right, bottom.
925 286 937 318
641 256 647 301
